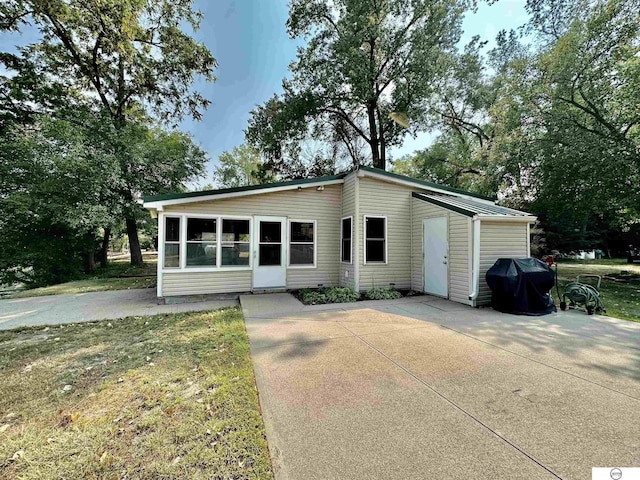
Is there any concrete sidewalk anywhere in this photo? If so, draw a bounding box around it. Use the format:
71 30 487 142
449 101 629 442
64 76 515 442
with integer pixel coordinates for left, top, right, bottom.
241 293 640 479
0 288 237 330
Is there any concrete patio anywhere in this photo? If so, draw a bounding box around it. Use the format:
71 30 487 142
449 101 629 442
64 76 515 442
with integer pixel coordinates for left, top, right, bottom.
241 293 640 479
0 288 238 330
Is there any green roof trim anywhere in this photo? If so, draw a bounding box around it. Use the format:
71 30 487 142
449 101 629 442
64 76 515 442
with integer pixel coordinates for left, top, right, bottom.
360 166 496 201
412 192 476 217
142 173 348 203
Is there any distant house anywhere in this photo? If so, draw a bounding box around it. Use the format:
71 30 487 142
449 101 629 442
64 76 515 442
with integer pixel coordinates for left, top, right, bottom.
142 166 535 306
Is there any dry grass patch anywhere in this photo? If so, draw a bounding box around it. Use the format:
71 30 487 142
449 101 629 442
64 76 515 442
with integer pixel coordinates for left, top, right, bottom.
0 308 273 479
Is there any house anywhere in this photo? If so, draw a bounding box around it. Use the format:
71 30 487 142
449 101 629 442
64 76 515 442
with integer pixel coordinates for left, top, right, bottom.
142 166 536 306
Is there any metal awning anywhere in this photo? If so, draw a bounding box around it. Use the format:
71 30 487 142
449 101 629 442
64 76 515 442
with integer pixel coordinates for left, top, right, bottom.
412 192 534 220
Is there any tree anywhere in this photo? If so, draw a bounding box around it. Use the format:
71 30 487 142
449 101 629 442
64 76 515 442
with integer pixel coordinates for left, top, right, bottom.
2 0 216 265
0 111 207 285
0 115 119 285
247 0 473 171
213 144 269 188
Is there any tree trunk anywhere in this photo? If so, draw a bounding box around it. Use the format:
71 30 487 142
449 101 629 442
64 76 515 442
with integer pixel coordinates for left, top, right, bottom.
367 102 384 169
376 106 386 168
100 227 111 268
126 217 144 266
82 253 95 274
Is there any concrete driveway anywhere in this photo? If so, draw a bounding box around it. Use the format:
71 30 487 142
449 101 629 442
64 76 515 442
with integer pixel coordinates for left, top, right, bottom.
241 293 640 480
0 289 237 330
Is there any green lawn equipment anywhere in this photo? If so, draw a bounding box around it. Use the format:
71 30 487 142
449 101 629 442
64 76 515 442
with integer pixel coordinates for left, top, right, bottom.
557 273 606 315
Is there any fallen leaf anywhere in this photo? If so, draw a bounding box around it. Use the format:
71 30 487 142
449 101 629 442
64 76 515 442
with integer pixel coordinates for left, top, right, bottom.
0 424 10 434
11 450 24 460
45 437 55 445
99 451 108 464
61 385 73 393
171 456 181 465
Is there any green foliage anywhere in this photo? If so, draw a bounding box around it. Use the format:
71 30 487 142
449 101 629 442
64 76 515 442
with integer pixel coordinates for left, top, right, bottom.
247 0 472 175
2 0 216 265
0 113 205 287
299 287 360 305
365 287 402 300
213 144 272 188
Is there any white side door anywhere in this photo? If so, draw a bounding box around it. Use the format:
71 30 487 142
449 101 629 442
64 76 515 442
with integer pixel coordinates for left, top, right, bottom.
423 216 448 297
253 216 287 289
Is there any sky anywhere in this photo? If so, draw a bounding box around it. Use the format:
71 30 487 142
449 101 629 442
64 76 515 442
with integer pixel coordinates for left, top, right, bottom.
0 0 529 186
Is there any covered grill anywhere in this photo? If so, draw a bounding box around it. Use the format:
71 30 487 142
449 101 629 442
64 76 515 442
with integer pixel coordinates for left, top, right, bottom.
485 258 556 315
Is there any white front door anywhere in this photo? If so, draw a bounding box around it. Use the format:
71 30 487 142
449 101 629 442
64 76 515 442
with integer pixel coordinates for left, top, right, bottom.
253 216 287 289
423 216 448 297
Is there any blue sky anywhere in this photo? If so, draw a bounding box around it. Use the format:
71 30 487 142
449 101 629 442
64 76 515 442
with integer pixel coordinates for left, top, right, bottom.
0 0 529 185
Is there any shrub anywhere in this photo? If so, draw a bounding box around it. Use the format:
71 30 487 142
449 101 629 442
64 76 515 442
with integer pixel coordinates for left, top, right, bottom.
299 287 359 305
324 287 360 303
365 286 402 300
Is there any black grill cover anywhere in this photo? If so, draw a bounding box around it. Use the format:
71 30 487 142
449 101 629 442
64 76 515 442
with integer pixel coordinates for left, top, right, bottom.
485 258 556 315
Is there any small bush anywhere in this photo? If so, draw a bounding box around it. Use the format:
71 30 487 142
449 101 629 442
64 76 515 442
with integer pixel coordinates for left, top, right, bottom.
324 287 360 303
365 286 402 300
299 287 359 305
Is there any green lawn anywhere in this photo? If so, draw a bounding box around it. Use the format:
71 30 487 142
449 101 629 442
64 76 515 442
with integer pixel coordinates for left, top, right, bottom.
554 259 640 323
0 308 273 479
4 254 158 299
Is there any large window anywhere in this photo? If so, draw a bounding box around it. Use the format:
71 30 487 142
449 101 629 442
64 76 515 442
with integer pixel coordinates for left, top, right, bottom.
341 217 352 263
364 216 386 263
186 218 217 266
164 217 181 268
222 219 250 266
162 215 250 270
289 220 316 267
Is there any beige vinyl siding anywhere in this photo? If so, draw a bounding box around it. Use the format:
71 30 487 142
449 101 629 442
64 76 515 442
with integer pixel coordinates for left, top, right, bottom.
340 173 357 287
410 197 472 305
163 270 251 296
477 221 529 305
358 177 413 290
160 185 342 296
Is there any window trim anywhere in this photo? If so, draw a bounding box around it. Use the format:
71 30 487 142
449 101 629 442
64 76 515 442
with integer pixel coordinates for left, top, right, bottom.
220 217 252 268
363 215 387 265
163 215 182 269
287 219 317 269
185 217 218 268
160 213 253 273
341 216 353 264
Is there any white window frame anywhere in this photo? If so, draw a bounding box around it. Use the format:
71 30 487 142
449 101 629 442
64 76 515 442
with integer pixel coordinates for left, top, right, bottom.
184 216 218 269
163 215 182 269
341 216 353 264
161 213 253 273
219 217 252 269
287 219 317 269
363 215 387 265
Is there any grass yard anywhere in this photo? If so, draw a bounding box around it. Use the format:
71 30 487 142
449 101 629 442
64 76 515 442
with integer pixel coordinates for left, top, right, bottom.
5 253 158 299
555 259 640 323
0 308 273 479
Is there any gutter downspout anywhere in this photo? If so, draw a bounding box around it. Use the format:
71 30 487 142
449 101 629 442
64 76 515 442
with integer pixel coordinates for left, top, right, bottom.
156 208 164 300
354 170 362 292
469 216 481 306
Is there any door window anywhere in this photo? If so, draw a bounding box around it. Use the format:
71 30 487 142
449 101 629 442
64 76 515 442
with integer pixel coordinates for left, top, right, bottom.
259 221 282 266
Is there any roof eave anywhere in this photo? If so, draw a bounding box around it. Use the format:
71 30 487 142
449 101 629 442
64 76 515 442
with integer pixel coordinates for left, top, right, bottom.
474 214 537 223
360 166 496 202
143 177 345 209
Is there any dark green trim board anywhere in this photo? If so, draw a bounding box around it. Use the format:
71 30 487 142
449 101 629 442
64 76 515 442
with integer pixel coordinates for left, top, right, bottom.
412 192 476 217
143 165 495 205
360 166 496 201
143 173 348 203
